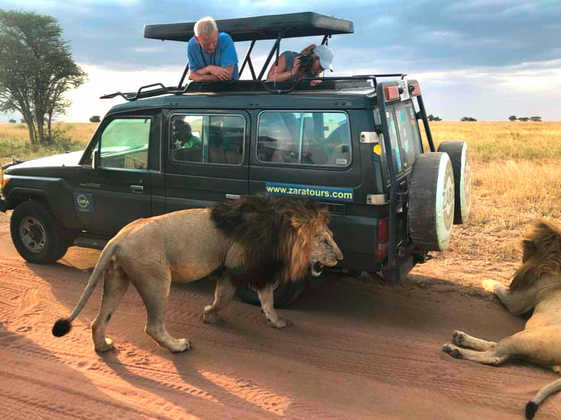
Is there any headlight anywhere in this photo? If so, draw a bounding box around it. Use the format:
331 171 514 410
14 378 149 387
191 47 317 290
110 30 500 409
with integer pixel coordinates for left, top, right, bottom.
0 172 9 195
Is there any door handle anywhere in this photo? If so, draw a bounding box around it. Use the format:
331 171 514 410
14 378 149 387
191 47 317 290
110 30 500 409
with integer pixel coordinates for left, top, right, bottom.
130 184 144 193
79 182 101 188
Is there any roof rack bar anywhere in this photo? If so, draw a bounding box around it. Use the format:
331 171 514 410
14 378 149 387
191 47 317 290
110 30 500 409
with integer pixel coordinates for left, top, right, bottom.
100 91 136 101
239 40 256 79
247 55 257 80
258 35 282 80
177 63 189 89
137 83 167 97
100 74 411 101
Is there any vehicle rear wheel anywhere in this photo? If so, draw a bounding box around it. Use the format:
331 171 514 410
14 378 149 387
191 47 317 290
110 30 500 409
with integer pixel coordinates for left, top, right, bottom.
10 200 69 264
437 141 471 224
237 279 308 308
408 152 455 251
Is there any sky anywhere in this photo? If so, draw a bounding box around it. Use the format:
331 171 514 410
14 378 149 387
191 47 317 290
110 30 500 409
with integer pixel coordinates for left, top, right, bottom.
1 0 560 122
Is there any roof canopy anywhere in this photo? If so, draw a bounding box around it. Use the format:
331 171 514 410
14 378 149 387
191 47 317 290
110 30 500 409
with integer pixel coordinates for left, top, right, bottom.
144 12 354 42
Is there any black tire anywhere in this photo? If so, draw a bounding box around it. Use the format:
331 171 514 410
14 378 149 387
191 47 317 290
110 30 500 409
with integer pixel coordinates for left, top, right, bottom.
437 141 471 224
408 152 455 251
237 280 308 308
10 200 69 264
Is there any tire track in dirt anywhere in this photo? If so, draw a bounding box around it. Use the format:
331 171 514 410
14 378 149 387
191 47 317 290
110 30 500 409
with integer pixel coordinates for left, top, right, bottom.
2 231 561 419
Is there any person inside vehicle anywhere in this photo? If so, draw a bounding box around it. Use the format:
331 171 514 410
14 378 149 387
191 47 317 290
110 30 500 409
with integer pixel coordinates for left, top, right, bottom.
187 16 239 81
266 44 334 85
173 119 201 149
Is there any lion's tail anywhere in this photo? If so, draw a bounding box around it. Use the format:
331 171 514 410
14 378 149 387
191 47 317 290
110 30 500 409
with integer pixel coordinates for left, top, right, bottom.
526 377 561 419
52 242 118 338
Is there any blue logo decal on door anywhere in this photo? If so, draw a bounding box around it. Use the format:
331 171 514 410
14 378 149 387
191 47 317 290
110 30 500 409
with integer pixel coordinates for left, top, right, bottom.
74 192 94 213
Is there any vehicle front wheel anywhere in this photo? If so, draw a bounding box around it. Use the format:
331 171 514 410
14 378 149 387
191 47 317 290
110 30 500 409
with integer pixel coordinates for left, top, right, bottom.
10 200 69 264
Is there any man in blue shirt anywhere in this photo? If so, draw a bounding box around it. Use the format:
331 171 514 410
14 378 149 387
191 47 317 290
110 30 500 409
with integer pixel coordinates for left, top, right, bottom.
188 17 239 81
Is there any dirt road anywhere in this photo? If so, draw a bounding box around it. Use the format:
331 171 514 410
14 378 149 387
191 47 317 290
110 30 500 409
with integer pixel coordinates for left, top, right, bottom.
0 212 560 419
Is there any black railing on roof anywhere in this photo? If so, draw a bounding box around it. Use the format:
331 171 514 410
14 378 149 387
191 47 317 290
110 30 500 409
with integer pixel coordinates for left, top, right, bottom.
100 74 407 101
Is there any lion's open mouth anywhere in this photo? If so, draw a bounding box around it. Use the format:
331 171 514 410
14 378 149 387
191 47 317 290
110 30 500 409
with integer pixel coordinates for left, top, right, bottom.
311 262 324 277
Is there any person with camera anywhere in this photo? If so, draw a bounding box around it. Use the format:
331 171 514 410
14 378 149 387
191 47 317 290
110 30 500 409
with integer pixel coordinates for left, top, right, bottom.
266 44 334 85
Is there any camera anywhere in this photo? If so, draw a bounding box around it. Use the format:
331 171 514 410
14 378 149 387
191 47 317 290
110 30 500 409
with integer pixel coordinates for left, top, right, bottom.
298 54 314 73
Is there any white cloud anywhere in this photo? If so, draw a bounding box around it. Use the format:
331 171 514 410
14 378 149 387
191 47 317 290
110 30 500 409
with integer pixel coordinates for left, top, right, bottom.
62 63 183 122
57 56 560 123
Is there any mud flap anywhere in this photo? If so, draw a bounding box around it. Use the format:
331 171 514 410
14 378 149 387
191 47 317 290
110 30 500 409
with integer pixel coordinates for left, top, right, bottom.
382 255 415 285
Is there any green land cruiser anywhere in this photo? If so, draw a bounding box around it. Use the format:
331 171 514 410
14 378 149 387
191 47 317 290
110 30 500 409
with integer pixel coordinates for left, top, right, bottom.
0 12 471 306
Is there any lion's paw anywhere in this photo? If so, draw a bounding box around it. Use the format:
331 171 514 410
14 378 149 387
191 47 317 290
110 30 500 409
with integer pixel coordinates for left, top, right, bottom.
269 318 293 329
482 279 500 294
203 307 220 324
442 343 463 359
170 338 191 353
95 337 115 353
452 330 467 346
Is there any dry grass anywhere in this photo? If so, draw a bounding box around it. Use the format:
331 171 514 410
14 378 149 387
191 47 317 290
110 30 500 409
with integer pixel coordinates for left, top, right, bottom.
0 122 97 166
1 120 560 266
428 121 561 162
428 122 561 264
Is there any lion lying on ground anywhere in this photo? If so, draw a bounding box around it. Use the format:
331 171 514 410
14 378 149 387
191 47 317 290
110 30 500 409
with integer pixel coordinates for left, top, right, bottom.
442 219 561 419
52 195 342 353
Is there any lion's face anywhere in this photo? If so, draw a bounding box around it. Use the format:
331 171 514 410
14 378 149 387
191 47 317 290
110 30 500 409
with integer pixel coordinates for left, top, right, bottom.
309 227 343 276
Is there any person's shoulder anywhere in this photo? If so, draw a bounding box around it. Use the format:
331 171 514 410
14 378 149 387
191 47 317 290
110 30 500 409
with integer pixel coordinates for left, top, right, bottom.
187 37 199 49
218 32 234 43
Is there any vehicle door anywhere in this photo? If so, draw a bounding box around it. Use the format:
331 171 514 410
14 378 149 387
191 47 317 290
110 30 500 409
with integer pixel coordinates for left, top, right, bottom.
71 113 158 235
251 110 359 200
164 110 249 211
250 110 363 256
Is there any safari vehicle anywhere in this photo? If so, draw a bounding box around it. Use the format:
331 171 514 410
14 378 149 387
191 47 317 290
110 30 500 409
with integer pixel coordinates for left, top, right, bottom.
0 12 470 306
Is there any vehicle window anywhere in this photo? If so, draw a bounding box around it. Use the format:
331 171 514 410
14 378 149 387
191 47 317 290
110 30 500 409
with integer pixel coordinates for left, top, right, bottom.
394 102 422 170
99 118 151 170
385 109 403 173
170 114 244 165
257 111 351 166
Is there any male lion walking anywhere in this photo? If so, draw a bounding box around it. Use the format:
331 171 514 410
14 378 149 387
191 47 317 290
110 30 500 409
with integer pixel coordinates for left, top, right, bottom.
52 195 342 353
442 219 561 419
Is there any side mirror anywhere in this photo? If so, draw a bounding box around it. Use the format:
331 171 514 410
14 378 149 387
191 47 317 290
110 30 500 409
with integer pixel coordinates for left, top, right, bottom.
92 149 100 170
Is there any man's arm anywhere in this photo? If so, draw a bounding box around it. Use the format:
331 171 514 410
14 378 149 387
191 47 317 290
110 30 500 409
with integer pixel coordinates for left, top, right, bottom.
189 65 234 81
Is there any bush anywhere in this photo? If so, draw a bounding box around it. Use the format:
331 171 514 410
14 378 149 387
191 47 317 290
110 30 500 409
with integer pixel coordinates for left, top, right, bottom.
461 117 477 122
89 115 100 123
508 115 517 121
8 119 16 123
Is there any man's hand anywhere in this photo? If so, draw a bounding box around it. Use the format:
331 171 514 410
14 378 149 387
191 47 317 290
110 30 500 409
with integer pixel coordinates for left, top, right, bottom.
189 65 233 81
207 65 231 80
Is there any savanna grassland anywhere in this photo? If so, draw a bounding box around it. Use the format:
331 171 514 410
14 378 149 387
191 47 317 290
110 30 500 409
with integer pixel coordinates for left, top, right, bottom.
0 122 96 166
1 121 560 266
426 121 561 268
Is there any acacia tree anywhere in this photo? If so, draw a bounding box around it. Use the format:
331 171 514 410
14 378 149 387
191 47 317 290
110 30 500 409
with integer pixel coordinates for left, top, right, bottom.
0 9 86 144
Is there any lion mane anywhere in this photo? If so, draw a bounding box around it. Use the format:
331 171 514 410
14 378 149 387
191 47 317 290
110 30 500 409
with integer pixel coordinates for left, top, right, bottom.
210 195 329 289
509 219 561 291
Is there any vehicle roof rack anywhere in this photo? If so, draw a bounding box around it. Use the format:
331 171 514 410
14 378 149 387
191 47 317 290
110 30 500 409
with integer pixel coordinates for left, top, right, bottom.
100 74 408 102
100 13 410 102
144 12 353 43
144 12 353 88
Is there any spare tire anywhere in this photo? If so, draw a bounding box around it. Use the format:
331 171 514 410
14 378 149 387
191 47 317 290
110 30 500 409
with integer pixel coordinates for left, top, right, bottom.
408 152 455 251
437 141 471 224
